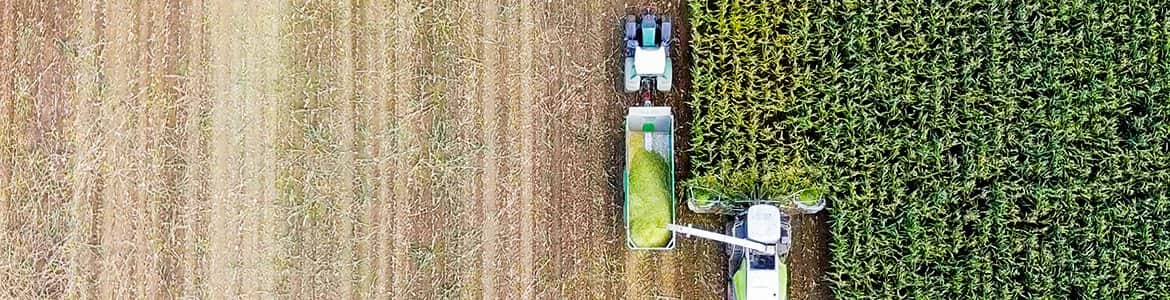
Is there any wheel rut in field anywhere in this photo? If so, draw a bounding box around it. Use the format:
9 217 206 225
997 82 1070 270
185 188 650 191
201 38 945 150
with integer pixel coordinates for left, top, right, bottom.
93 0 141 295
399 0 475 297
477 0 503 296
175 0 213 296
489 0 543 297
353 1 397 298
205 0 283 297
515 0 538 297
389 0 418 298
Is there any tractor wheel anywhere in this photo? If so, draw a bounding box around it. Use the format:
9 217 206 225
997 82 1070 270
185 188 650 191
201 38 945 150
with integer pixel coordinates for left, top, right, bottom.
624 15 637 40
656 58 672 92
660 16 672 46
624 57 640 93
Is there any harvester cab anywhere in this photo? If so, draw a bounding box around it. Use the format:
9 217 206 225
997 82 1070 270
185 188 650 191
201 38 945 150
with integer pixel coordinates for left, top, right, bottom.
623 6 673 97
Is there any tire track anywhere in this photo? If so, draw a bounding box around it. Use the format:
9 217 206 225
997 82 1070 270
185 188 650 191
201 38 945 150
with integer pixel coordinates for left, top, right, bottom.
178 0 212 297
332 0 358 296
0 3 12 278
539 1 571 296
205 0 282 297
623 252 643 298
517 0 537 297
452 1 486 297
495 0 539 297
403 0 469 297
205 0 238 295
478 0 503 297
660 252 679 298
389 0 417 298
135 1 190 297
349 1 380 298
96 0 142 296
335 0 359 297
281 1 361 297
356 1 394 297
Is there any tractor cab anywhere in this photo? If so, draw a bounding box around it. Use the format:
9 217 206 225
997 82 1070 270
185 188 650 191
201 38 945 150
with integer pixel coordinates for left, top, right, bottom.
639 14 661 47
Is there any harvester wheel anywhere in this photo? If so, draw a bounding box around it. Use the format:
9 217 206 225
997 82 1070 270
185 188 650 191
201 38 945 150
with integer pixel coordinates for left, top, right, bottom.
723 221 738 256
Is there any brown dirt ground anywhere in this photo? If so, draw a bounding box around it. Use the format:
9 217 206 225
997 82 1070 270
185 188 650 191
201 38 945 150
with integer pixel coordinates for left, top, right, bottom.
1 0 830 299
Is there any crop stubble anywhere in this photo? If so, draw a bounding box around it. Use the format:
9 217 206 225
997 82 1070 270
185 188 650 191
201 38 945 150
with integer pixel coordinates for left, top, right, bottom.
2 0 725 299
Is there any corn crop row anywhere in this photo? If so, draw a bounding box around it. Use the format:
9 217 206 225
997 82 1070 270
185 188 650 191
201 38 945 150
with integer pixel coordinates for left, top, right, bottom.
689 0 1170 297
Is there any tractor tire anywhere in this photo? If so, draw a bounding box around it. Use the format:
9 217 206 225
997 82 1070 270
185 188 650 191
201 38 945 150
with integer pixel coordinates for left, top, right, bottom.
660 16 672 47
624 57 640 93
656 58 672 92
624 15 637 40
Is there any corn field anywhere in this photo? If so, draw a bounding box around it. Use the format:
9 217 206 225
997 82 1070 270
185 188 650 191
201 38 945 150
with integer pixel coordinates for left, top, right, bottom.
690 0 1170 297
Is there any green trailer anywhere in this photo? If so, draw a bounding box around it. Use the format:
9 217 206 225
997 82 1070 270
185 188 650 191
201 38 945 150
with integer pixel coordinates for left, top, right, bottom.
623 106 675 250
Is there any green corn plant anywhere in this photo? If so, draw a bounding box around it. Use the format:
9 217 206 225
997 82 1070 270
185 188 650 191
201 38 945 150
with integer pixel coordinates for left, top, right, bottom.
689 0 1170 298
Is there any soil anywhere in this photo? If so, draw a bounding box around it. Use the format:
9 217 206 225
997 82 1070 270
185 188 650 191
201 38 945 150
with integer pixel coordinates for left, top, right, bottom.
790 213 832 299
0 0 830 299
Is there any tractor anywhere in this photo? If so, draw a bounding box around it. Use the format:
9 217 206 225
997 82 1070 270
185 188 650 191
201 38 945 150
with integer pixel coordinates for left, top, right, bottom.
622 6 673 101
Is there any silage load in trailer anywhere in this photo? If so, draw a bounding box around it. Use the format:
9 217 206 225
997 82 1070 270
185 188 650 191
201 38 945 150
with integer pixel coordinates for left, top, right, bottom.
624 107 675 249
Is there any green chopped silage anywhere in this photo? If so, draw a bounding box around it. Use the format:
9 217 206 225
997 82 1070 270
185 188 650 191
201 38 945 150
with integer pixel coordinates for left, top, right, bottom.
627 136 672 248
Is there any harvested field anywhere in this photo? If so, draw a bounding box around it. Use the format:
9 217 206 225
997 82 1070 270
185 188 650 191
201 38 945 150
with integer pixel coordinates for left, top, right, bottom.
1 0 730 299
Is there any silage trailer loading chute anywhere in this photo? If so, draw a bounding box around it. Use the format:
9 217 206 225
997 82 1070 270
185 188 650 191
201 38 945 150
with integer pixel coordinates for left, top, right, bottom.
619 6 826 300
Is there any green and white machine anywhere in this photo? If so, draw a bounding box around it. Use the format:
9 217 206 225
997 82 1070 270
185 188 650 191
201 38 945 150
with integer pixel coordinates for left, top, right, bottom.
669 204 800 300
672 186 824 299
623 6 672 94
